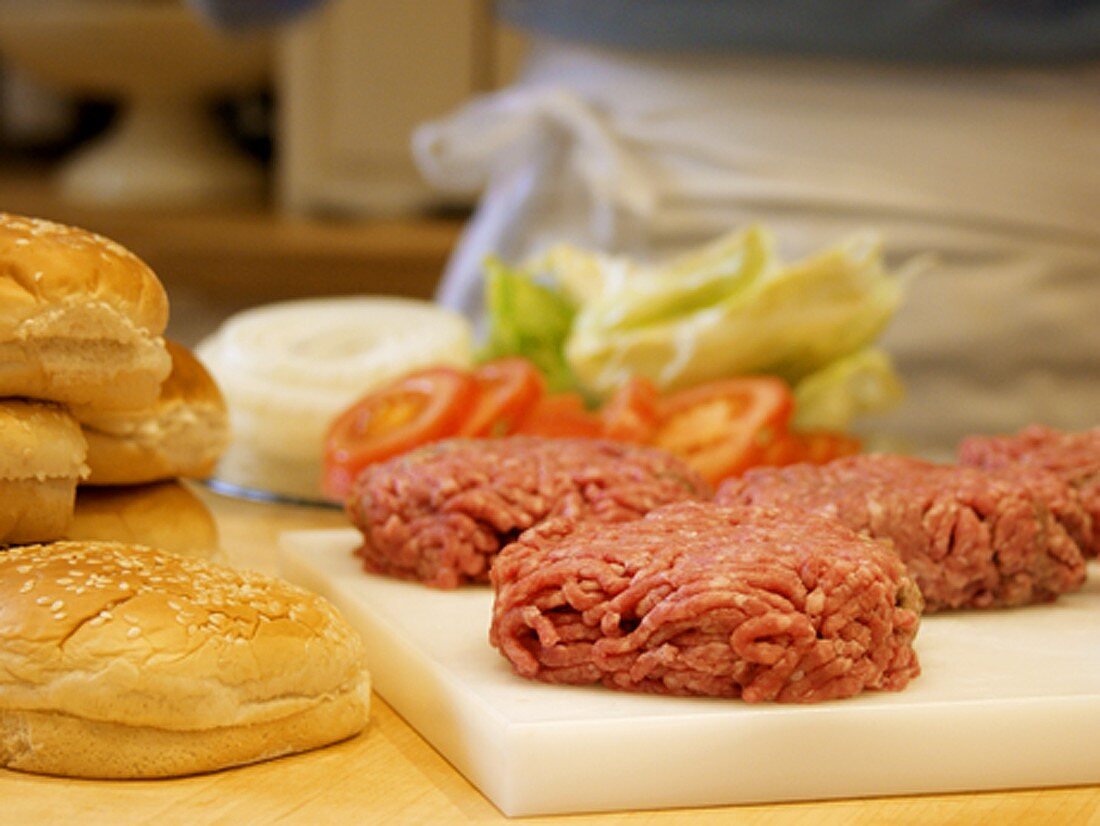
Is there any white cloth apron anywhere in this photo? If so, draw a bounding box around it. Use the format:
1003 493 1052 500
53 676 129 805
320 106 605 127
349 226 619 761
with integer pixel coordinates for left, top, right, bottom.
414 40 1100 455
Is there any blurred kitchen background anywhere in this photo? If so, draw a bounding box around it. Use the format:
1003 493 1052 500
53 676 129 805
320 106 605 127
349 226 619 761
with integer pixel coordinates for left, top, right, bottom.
0 0 523 345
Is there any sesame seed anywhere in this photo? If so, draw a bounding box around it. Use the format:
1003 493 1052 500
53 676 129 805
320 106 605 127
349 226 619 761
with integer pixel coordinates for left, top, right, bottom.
18 580 33 594
49 600 64 612
126 627 141 639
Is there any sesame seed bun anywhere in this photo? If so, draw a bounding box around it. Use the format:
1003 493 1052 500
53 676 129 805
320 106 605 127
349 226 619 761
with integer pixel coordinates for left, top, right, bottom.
67 481 222 562
0 213 171 414
81 341 230 485
0 400 86 546
0 541 371 778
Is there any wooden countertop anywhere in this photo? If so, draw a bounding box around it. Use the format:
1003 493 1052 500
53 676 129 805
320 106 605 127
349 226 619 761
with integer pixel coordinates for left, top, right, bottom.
2 490 1096 825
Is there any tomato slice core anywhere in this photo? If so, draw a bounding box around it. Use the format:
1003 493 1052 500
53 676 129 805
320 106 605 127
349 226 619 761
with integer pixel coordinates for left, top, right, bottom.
322 367 479 500
653 376 794 484
458 357 545 437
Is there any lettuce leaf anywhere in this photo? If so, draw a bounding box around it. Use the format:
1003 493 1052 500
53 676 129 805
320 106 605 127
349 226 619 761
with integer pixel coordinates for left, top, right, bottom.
792 347 905 431
561 228 904 398
478 257 578 394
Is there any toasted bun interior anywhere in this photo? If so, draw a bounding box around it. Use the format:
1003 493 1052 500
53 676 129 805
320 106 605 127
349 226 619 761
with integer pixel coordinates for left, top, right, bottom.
0 541 370 778
0 213 171 412
82 341 230 485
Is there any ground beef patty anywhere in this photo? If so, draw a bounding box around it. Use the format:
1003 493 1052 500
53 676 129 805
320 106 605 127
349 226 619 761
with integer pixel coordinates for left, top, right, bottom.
717 454 1087 612
960 424 1100 558
347 437 709 588
490 501 922 703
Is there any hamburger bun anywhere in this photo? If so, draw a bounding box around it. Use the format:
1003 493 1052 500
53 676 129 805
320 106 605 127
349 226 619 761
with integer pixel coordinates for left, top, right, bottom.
0 213 171 414
0 400 86 545
68 481 222 562
81 340 230 485
0 541 371 778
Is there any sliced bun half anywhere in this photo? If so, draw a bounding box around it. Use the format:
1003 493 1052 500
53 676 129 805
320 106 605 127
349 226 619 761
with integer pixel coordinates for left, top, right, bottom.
0 213 171 413
82 340 230 485
0 399 86 545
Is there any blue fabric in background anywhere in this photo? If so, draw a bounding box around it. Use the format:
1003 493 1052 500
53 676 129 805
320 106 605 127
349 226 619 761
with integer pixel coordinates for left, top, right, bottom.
187 0 322 29
189 0 1100 63
498 0 1100 63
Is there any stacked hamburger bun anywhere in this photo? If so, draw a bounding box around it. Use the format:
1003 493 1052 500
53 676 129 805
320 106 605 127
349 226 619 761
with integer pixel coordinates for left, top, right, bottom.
0 214 371 776
0 213 171 413
0 212 228 555
0 400 86 544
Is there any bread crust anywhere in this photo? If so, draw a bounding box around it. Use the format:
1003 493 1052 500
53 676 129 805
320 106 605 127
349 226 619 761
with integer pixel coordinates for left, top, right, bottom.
0 213 171 411
82 341 230 485
0 541 371 777
68 482 222 561
0 479 77 546
0 399 86 480
0 679 369 779
0 213 169 338
0 400 85 545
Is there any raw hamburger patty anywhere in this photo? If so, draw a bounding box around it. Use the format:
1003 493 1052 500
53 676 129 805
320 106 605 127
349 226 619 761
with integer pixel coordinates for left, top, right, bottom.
347 437 709 588
716 455 1087 612
960 424 1100 558
490 501 922 703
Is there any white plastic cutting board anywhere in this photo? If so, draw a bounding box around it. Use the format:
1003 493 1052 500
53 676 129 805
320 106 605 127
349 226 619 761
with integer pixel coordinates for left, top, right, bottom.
279 529 1100 817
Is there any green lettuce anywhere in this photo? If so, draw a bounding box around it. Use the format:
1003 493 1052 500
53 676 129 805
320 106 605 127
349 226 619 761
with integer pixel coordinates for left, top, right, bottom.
793 347 905 431
479 226 907 430
478 257 578 393
559 227 904 397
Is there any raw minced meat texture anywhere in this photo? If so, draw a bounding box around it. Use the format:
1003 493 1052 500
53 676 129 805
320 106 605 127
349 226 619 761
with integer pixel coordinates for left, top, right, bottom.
959 424 1100 558
346 437 709 588
716 454 1087 612
490 501 922 702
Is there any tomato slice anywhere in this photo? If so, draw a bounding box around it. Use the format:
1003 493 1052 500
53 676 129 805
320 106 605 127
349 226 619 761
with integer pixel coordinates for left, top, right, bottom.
322 367 479 500
513 393 604 439
652 376 794 484
756 428 863 468
796 430 863 464
600 376 661 443
457 357 545 437
755 429 805 468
